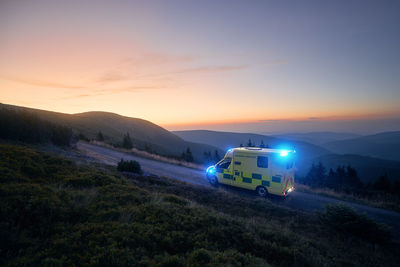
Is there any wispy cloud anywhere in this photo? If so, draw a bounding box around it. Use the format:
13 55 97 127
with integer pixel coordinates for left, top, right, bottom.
134 64 248 79
258 119 291 123
54 85 162 100
258 59 290 67
97 72 127 83
2 76 84 89
173 65 248 74
308 117 320 120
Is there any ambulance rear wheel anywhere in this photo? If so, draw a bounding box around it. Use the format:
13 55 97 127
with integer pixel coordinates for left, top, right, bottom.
256 186 268 197
208 176 218 186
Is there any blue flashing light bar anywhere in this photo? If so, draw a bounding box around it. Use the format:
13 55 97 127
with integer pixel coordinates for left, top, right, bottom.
280 150 289 157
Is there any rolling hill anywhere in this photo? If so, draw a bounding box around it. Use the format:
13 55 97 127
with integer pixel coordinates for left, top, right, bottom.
173 130 400 183
271 132 362 146
173 130 332 176
0 103 222 163
172 130 330 159
323 131 400 161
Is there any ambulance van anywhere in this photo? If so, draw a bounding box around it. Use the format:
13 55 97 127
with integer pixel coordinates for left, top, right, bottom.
206 147 295 197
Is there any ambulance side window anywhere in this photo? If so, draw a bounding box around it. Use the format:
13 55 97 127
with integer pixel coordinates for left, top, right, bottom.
257 156 268 168
218 159 231 169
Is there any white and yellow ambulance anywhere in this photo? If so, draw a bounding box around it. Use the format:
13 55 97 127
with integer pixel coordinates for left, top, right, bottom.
206 147 295 197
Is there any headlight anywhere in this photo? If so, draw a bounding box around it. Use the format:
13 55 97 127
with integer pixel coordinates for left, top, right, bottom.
206 166 216 175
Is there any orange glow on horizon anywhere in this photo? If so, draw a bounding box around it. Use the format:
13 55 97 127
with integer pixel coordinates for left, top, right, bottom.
1 1 399 134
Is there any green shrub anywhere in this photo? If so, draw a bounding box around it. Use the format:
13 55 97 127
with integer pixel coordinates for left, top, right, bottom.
318 204 392 243
117 159 142 174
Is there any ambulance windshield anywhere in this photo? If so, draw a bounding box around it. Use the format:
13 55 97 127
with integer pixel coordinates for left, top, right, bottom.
217 158 232 169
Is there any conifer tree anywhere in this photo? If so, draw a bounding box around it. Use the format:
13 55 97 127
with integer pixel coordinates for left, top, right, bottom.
122 132 133 149
96 131 104 141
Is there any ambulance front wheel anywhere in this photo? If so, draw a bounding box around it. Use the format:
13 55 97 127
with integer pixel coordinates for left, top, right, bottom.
208 176 218 186
256 186 268 197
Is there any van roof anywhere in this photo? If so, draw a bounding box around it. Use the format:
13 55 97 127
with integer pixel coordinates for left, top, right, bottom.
231 147 295 154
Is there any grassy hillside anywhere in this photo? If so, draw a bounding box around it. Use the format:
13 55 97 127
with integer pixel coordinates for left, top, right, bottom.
0 106 72 147
323 131 400 161
0 144 398 266
0 103 222 163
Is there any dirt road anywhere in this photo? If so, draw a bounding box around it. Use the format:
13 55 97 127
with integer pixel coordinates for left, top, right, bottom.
77 142 400 240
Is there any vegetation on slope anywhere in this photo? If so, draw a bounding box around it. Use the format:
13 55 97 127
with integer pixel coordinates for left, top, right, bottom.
298 162 400 212
0 144 399 266
1 103 223 163
0 106 72 147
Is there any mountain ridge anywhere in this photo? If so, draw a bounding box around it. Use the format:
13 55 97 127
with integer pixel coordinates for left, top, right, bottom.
0 103 223 163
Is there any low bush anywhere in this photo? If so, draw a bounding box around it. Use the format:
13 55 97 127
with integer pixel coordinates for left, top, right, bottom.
117 159 142 174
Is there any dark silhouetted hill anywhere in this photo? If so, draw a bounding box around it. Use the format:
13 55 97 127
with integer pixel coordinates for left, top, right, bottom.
173 130 330 158
272 131 362 145
323 131 400 161
0 103 222 163
0 105 72 147
173 130 400 183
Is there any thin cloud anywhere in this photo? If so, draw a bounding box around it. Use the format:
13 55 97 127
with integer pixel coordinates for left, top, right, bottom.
174 65 248 74
109 85 162 93
135 64 248 79
97 72 127 83
2 76 84 89
258 119 292 123
55 85 162 100
55 94 93 100
258 59 290 67
308 117 321 120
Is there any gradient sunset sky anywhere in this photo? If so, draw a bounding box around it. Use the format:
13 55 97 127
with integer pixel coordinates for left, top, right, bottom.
1 0 399 134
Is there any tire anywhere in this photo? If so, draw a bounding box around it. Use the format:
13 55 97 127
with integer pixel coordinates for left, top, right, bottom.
256 186 268 197
208 175 218 186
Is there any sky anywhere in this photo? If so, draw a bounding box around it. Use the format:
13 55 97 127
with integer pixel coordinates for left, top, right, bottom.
1 0 399 134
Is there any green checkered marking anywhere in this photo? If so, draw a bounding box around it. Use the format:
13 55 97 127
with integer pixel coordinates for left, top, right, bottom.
223 174 233 179
242 177 252 183
262 180 270 187
272 176 281 183
252 173 262 180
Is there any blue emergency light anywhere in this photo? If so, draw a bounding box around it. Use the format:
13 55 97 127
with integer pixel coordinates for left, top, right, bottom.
206 166 216 175
280 150 289 157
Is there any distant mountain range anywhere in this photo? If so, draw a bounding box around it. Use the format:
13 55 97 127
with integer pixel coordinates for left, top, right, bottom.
2 103 399 183
0 103 222 163
271 132 362 145
173 130 400 182
323 131 400 162
172 130 329 160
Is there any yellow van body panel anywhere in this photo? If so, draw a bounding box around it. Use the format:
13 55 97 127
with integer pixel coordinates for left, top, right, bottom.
213 147 295 196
